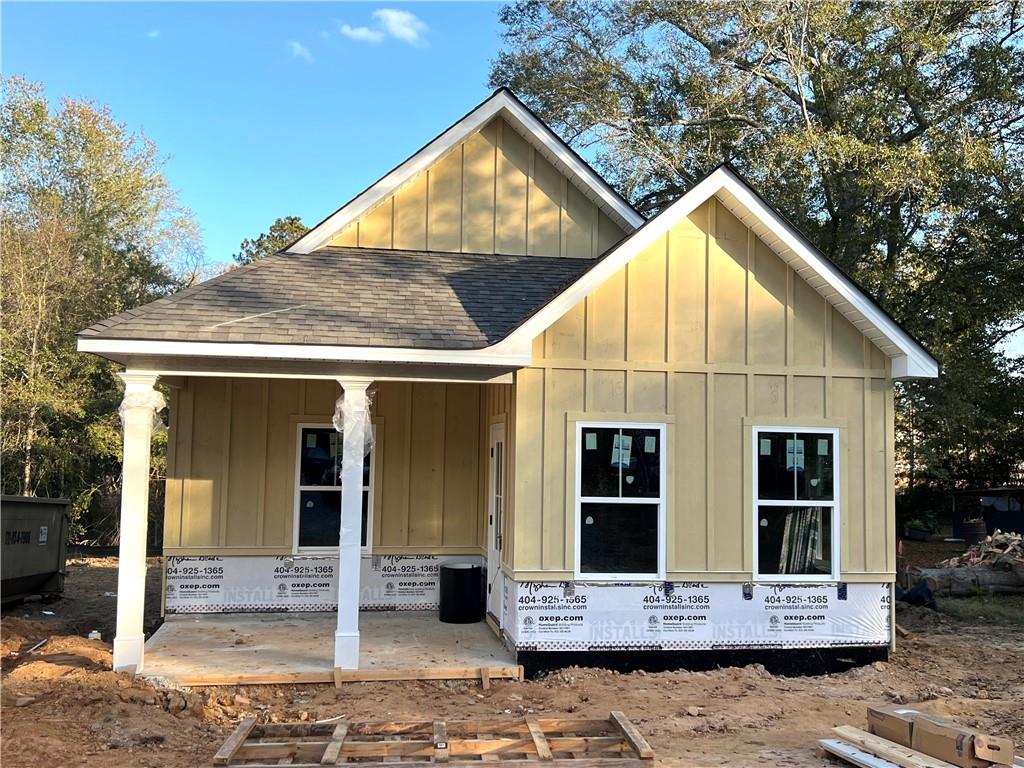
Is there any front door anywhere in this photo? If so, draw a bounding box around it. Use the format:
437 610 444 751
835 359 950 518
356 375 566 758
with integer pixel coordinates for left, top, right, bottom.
486 423 505 625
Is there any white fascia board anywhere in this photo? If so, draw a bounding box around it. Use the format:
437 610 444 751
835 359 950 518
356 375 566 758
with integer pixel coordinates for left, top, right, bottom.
76 336 532 368
491 167 938 380
289 90 643 254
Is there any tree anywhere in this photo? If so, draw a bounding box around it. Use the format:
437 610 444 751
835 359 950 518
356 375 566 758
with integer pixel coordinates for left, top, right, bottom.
232 215 307 265
492 0 1024 493
0 75 204 541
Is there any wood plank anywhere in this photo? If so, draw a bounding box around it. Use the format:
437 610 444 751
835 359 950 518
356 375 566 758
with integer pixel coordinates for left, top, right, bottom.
184 671 335 687
332 666 522 685
525 717 552 761
608 712 654 760
480 667 491 690
179 665 523 688
231 760 645 768
214 716 258 765
832 726 959 768
820 739 903 768
433 720 449 763
320 721 350 765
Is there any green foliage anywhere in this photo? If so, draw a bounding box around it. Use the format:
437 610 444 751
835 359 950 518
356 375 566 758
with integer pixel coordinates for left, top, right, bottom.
492 0 1024 490
232 215 307 265
0 76 203 542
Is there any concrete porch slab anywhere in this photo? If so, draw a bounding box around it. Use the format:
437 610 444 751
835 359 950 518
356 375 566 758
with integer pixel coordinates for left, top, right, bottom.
142 611 518 686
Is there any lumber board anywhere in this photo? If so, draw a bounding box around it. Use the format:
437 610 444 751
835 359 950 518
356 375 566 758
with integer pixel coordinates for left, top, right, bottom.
185 672 335 687
181 665 522 688
434 720 450 763
832 726 959 768
225 760 646 768
215 716 258 765
526 716 553 761
609 712 654 759
319 721 349 765
821 739 903 768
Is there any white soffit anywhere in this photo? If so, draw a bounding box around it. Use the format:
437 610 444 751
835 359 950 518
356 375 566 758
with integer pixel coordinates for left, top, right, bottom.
289 89 645 254
492 166 938 380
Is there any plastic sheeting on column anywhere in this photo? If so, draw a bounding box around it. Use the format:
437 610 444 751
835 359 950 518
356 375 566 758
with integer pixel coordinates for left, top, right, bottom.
118 388 167 433
332 388 375 457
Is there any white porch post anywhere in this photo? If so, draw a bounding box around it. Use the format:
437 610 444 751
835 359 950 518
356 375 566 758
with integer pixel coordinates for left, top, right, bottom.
113 372 164 673
333 377 373 669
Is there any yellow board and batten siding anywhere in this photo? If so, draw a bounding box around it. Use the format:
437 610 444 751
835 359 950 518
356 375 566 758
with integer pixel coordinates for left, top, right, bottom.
163 380 512 557
511 198 895 582
327 117 625 258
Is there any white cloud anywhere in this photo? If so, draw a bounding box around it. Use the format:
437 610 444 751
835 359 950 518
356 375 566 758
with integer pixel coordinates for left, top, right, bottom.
339 24 386 43
338 9 428 47
372 8 427 46
146 29 160 39
286 40 314 63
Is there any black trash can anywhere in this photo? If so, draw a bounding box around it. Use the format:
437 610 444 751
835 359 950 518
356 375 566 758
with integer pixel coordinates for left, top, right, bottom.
438 563 484 623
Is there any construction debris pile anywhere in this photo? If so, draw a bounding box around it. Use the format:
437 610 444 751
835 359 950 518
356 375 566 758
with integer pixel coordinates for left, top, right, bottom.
938 530 1023 568
910 530 1024 597
822 705 1016 768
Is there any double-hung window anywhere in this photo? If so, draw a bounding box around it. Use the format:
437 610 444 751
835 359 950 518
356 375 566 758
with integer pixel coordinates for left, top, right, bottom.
575 422 666 580
753 427 839 580
294 424 373 553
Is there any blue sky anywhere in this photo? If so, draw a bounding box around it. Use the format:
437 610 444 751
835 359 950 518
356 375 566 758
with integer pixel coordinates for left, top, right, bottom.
3 1 506 267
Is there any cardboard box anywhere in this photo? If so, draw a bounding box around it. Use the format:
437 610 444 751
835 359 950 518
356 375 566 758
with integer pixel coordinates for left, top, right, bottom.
866 705 922 747
911 715 1015 768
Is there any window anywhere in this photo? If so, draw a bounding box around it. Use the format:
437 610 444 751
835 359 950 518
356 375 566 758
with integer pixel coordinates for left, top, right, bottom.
753 427 839 580
575 423 666 579
294 424 373 552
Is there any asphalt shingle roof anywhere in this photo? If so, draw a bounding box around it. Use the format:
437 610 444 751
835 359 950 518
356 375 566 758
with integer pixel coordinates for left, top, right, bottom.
80 246 596 350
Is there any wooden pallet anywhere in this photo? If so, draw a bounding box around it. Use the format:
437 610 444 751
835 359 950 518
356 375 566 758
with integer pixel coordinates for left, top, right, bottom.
213 711 654 767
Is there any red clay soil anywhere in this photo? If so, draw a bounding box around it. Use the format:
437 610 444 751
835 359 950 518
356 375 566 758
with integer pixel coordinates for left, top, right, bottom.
2 559 1021 767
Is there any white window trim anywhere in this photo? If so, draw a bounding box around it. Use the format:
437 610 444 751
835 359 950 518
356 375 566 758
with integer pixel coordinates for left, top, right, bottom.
752 425 841 582
293 422 375 555
574 421 667 581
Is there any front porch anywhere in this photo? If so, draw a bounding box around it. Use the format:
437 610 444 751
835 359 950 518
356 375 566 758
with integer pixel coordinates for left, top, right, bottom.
143 611 522 687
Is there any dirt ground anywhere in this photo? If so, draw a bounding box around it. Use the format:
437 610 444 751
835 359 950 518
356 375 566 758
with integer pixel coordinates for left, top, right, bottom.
2 555 1022 767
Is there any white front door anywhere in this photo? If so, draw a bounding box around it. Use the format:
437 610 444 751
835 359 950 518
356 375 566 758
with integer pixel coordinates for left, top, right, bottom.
486 423 506 625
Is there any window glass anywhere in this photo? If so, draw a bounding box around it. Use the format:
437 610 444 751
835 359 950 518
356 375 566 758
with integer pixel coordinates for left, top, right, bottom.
581 427 660 499
299 428 340 486
580 428 620 497
620 428 660 498
298 489 369 548
579 503 658 575
756 431 795 500
757 506 832 576
797 432 833 501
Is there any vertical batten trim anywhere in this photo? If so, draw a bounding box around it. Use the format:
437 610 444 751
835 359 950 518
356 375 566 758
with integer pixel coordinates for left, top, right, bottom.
786 265 795 366
705 371 715 571
218 379 232 546
179 382 195 547
705 199 715 365
745 227 752 366
256 379 269 546
559 174 568 257
525 145 534 255
458 143 466 252
403 383 413 546
862 378 872 572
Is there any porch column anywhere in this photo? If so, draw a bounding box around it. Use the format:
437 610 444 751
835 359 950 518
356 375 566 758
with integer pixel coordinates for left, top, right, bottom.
113 372 165 673
333 377 373 669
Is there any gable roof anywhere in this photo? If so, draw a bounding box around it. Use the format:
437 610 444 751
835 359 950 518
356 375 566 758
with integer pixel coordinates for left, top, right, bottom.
487 163 938 379
288 88 646 254
79 246 594 359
